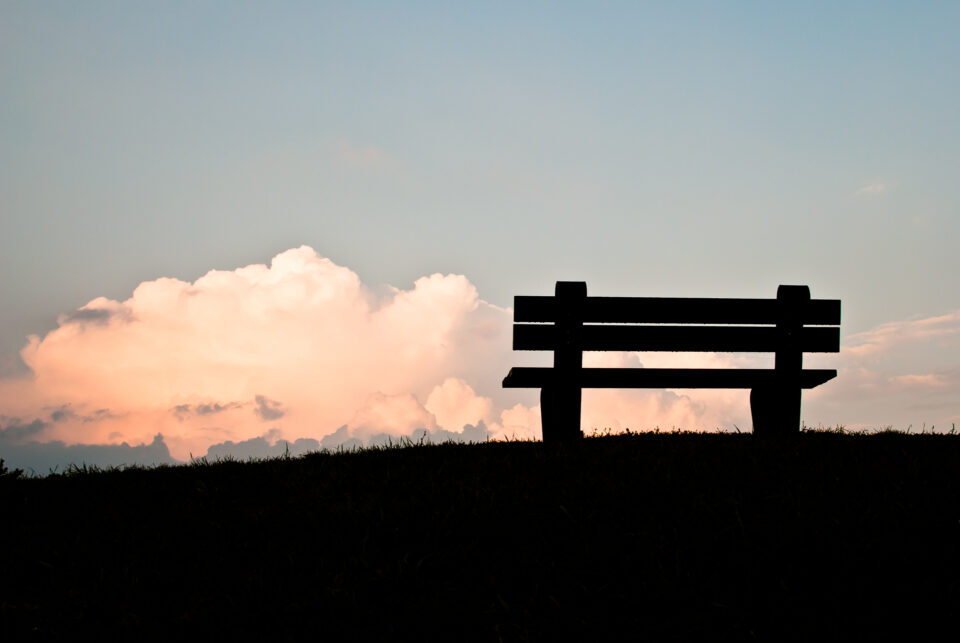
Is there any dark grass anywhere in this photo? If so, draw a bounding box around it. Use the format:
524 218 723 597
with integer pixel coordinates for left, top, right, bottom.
2 431 959 641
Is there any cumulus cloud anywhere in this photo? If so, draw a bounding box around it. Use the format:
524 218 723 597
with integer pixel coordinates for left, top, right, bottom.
0 246 523 465
425 378 494 433
347 391 437 440
1 245 956 471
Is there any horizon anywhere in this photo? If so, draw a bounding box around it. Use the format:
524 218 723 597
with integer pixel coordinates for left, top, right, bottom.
2 2 958 471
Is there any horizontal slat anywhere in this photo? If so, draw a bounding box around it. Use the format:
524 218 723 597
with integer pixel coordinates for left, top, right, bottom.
514 296 841 325
513 324 840 353
502 367 837 389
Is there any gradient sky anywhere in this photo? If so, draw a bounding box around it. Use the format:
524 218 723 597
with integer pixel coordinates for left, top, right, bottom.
2 2 959 471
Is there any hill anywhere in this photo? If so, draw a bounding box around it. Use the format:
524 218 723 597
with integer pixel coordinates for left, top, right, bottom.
2 431 959 640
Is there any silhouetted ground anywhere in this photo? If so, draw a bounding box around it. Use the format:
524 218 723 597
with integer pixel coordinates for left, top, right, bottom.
2 431 959 641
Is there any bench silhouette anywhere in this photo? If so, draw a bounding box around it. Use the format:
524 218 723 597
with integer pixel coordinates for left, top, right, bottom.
502 282 841 442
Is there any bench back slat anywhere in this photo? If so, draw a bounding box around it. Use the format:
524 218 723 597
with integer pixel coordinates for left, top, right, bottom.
514 295 841 325
513 324 840 353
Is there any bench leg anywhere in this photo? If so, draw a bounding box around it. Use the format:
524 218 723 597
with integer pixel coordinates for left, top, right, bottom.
540 387 583 443
750 386 801 437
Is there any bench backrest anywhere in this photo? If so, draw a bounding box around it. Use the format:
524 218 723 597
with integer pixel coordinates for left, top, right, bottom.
513 281 840 359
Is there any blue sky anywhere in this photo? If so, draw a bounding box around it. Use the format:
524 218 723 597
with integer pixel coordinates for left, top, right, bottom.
1 2 959 470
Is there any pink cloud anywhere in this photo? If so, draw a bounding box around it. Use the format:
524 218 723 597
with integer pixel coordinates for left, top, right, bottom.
425 378 494 433
497 403 542 441
3 245 957 469
347 392 438 441
804 310 960 429
0 247 516 459
0 246 762 460
842 311 960 358
890 374 949 388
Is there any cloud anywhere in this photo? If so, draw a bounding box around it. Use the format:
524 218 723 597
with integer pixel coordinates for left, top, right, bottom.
2 245 957 470
0 432 177 476
842 311 960 358
319 426 362 451
425 378 494 433
854 181 891 197
59 300 136 327
47 404 117 424
204 429 320 461
49 405 76 422
254 395 285 421
0 246 520 462
803 310 960 429
314 421 491 452
419 422 491 445
173 401 244 420
347 391 437 441
890 374 949 388
60 308 114 325
854 182 886 196
497 403 542 441
196 401 242 416
0 417 48 443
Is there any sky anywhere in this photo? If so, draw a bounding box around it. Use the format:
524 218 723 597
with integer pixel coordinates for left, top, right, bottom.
1 2 958 473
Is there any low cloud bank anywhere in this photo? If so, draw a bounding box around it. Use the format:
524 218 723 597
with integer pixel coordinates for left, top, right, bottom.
1 246 957 472
803 311 960 430
0 429 177 475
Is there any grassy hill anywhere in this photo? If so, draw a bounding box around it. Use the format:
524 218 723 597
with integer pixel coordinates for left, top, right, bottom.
2 431 959 641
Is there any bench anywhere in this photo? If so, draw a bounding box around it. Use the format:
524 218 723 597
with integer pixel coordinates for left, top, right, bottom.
502 282 841 442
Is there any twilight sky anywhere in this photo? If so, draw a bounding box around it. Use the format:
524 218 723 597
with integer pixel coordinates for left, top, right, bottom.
2 2 958 472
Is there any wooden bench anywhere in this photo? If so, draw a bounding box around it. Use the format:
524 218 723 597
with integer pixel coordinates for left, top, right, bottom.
502 282 840 442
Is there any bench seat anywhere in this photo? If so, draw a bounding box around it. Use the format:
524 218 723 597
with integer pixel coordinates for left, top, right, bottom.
503 367 837 389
